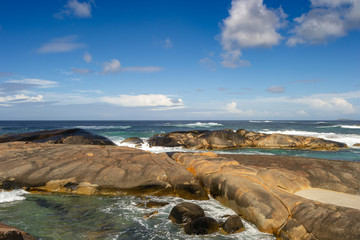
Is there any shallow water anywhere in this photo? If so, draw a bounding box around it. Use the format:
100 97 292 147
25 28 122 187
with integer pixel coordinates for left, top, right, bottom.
0 191 274 240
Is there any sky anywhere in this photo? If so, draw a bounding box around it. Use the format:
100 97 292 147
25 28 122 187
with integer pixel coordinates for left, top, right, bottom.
0 0 359 120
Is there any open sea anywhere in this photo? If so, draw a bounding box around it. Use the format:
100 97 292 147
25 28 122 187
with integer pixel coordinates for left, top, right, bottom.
1 120 359 239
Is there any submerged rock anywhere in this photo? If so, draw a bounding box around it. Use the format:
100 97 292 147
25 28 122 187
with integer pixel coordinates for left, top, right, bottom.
0 222 36 240
184 217 219 235
145 201 169 208
169 202 205 224
353 143 360 147
0 128 115 146
121 137 144 146
221 215 244 234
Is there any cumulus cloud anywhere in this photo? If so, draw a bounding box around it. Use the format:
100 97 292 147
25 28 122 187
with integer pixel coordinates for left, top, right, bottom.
294 96 356 114
38 36 85 53
100 94 184 107
0 94 44 106
83 51 92 63
225 102 243 114
220 0 286 67
287 0 360 46
55 0 94 19
266 86 285 93
103 59 121 74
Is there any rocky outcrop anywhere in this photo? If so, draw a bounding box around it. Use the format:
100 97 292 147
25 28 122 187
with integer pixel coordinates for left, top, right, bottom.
148 129 347 151
0 223 36 240
354 143 360 147
0 142 207 200
169 152 360 240
0 128 115 146
148 130 246 150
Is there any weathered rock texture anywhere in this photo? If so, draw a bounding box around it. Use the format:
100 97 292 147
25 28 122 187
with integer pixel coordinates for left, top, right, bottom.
0 142 207 200
0 128 115 146
148 129 347 151
169 202 205 224
0 222 36 240
169 152 360 240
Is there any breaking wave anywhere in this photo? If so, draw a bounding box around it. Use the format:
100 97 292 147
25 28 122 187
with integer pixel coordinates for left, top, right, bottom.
0 189 29 203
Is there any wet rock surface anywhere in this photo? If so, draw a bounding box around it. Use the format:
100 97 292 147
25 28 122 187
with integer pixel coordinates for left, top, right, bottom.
221 215 244 234
184 217 219 235
168 202 205 224
0 223 36 240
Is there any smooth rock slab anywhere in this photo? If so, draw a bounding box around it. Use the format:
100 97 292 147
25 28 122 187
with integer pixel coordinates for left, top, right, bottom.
0 223 36 240
0 142 208 200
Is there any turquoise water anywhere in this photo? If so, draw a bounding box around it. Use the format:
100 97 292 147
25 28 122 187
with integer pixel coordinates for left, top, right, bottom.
0 192 274 240
0 120 359 239
1 120 359 161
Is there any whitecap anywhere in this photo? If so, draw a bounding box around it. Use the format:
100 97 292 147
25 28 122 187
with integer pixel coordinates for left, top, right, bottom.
74 125 131 130
166 122 223 128
0 189 29 203
260 130 360 147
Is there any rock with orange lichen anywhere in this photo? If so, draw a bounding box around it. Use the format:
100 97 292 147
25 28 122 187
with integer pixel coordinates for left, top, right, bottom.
169 152 360 240
0 142 208 200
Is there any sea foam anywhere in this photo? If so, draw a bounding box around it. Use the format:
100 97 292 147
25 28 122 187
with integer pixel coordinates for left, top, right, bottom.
0 189 29 203
260 130 360 147
165 122 223 128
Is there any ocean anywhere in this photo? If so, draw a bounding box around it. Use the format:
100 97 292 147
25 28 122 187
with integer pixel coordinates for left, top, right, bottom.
0 120 359 239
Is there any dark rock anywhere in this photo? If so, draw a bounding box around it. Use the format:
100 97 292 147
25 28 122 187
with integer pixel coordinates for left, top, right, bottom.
121 137 144 146
0 223 36 240
169 202 205 224
148 130 245 150
221 215 244 234
0 128 115 146
354 143 360 147
145 201 169 208
184 217 219 235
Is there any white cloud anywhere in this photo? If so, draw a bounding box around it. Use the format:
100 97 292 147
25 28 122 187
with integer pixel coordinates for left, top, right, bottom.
38 36 85 53
266 86 285 93
0 94 44 106
221 50 250 68
122 66 163 73
74 89 103 94
287 0 360 46
100 94 184 107
294 96 356 114
220 0 286 67
83 51 92 63
225 101 243 114
6 79 58 88
55 0 93 19
163 38 173 49
103 59 121 74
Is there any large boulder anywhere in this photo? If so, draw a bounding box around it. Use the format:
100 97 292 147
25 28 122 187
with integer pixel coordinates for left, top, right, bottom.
170 152 360 240
0 142 208 200
0 128 115 146
184 217 219 235
148 130 246 150
147 129 347 151
121 137 144 146
0 222 36 240
169 202 205 224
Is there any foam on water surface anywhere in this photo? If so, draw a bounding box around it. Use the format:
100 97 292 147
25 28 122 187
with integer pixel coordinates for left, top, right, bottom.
0 189 29 203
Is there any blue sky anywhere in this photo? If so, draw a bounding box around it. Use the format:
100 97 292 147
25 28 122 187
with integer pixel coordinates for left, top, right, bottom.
0 0 359 120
